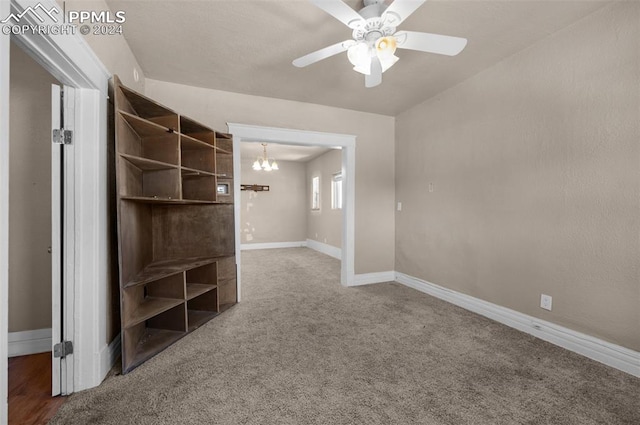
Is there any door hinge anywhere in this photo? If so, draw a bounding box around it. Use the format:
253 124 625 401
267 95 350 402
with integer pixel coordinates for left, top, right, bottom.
53 341 73 358
52 129 73 145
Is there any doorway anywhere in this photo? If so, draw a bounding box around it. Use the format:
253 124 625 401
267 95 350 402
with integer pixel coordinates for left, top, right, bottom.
227 123 356 302
7 42 67 423
239 142 344 259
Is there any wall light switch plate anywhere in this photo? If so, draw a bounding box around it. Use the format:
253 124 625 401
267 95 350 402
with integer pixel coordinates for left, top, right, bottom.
540 294 553 311
397 202 402 211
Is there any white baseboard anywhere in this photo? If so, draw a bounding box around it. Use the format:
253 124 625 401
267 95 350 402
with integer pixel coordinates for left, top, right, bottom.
306 239 341 260
241 241 307 250
352 271 396 286
395 272 640 378
8 328 51 357
99 333 121 381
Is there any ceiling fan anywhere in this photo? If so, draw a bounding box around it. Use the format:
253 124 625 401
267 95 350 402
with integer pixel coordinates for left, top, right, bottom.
293 0 467 88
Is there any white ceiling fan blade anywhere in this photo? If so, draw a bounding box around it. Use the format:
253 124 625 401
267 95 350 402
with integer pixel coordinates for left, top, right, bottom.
365 57 382 88
382 0 427 27
310 0 365 29
395 31 467 56
293 40 354 68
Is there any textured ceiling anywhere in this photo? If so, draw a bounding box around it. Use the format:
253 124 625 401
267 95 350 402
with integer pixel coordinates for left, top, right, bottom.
107 0 610 116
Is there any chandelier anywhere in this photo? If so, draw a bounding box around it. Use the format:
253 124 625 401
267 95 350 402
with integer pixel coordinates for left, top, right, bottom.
252 143 279 171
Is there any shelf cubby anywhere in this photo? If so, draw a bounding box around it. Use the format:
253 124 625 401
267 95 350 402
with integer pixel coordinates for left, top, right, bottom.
118 156 181 200
181 135 215 173
123 304 187 372
122 273 185 328
117 112 180 165
187 290 219 332
215 152 233 178
180 116 214 145
186 263 218 300
216 178 233 204
182 174 216 202
117 85 179 131
216 132 233 153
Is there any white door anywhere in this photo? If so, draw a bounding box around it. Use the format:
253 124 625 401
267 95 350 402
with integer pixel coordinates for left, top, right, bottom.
51 84 74 396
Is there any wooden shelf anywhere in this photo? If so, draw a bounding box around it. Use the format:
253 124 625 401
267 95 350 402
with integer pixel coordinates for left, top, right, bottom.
124 297 184 328
118 85 178 130
219 303 235 313
216 133 233 154
119 110 174 138
181 134 214 150
121 154 178 171
181 167 215 177
125 257 221 288
215 148 232 155
127 328 186 372
186 283 217 300
180 116 214 145
187 310 218 332
120 196 215 205
113 76 237 374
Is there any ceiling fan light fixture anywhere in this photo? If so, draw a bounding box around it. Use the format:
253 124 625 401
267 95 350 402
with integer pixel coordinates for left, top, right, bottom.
347 42 371 74
375 36 397 58
379 54 399 72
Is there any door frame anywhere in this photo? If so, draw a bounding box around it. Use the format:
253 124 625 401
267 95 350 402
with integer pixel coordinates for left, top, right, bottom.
227 123 357 300
1 0 111 414
0 0 10 421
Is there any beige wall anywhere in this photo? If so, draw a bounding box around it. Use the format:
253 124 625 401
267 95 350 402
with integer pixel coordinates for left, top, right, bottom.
145 79 396 274
240 157 307 244
58 0 146 92
395 2 639 351
8 45 60 332
306 149 343 248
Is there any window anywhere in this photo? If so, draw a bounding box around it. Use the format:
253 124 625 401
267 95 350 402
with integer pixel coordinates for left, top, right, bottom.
331 172 343 209
311 176 320 210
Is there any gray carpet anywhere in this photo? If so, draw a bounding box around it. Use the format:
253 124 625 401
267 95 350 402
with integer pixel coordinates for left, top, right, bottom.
51 248 640 424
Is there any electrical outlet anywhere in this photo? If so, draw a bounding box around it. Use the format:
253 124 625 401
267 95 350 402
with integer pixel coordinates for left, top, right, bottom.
428 182 434 193
540 294 553 311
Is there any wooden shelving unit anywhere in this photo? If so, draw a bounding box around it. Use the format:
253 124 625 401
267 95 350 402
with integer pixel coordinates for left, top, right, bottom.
111 76 237 373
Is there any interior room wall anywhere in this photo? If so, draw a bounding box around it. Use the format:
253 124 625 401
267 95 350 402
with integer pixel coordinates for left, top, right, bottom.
240 157 307 245
58 0 146 92
395 2 639 351
306 149 343 249
145 79 396 275
8 45 60 332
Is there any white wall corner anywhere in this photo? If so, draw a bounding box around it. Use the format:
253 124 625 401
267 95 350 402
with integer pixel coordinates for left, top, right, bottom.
351 271 396 287
241 241 307 251
394 272 640 378
306 239 341 260
99 334 121 381
8 328 52 357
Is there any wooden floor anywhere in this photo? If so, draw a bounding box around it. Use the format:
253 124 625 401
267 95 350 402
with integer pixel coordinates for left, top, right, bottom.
8 352 66 425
